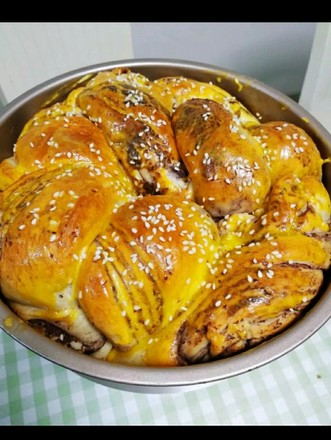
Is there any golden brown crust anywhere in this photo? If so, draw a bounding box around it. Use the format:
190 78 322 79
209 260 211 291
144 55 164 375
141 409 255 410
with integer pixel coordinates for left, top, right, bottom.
251 121 323 182
76 77 189 197
179 234 330 363
151 76 260 128
172 99 271 217
0 68 330 366
77 194 220 363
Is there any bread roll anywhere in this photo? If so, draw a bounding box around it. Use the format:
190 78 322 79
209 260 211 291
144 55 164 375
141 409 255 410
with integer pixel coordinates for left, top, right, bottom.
172 98 271 217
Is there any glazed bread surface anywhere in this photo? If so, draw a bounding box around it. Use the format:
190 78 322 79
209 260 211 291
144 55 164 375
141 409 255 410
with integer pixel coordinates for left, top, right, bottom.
0 67 330 366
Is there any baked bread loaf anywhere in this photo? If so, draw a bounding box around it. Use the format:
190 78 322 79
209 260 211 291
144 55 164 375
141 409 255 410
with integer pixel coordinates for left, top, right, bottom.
0 67 330 366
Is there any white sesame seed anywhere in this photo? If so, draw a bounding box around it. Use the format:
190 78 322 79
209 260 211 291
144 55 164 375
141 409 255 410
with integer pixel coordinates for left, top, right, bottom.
215 300 222 307
247 275 253 283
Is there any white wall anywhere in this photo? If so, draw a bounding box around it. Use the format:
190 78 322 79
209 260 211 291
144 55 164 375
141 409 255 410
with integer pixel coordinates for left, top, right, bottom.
0 22 133 104
131 22 316 97
0 22 316 106
299 23 331 132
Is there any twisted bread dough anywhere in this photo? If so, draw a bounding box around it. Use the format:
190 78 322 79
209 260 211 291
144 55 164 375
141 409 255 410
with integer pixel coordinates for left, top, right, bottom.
0 68 330 365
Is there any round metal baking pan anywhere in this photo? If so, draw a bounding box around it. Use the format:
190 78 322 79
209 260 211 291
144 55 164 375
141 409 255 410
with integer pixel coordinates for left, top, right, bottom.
0 59 331 393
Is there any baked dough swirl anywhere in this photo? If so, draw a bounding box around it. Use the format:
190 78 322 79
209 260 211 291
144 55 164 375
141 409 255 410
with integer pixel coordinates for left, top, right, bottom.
0 68 330 366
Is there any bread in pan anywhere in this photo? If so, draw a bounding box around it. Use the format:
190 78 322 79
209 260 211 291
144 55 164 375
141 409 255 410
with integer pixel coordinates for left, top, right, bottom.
0 68 330 366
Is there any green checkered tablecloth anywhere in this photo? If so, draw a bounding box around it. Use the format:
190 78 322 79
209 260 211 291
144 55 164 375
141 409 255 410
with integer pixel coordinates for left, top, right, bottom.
1 316 331 425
